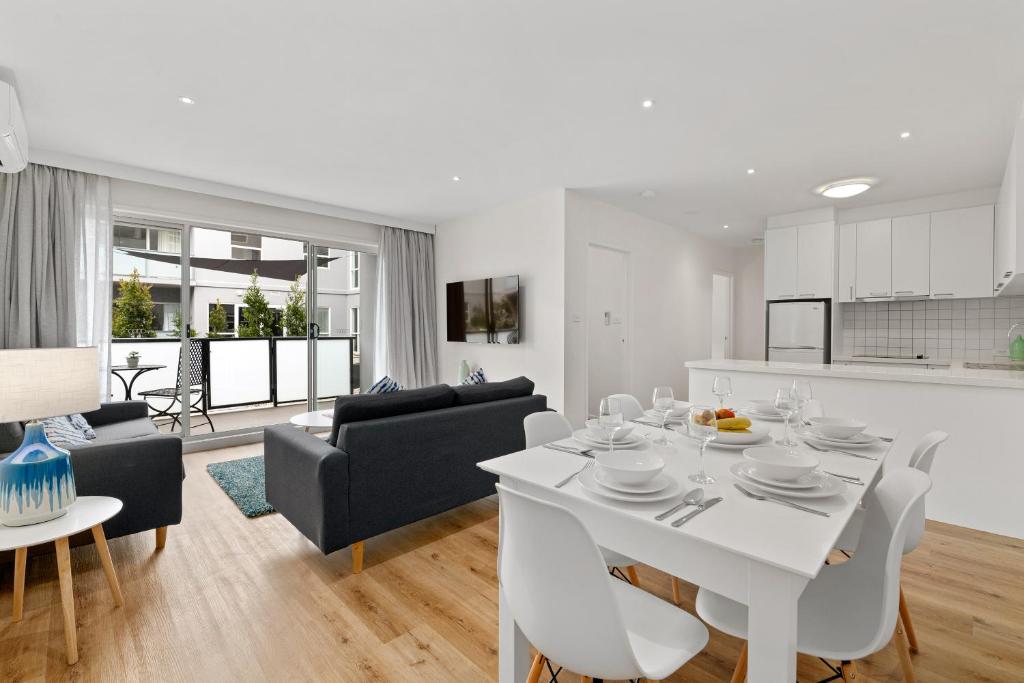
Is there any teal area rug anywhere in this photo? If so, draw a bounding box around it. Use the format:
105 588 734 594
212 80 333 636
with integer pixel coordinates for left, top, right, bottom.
206 455 276 518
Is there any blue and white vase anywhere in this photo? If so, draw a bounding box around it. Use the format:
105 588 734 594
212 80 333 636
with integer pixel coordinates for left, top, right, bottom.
0 422 77 526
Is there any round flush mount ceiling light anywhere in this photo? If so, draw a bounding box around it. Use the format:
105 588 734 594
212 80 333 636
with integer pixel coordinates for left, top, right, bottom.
899 131 912 140
451 175 461 182
639 189 656 198
816 178 875 199
723 224 729 229
177 96 195 105
746 168 756 175
641 99 655 109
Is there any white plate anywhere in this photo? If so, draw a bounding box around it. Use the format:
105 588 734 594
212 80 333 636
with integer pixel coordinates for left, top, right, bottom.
730 462 846 499
644 409 685 423
594 468 672 494
713 423 772 445
573 429 647 449
801 429 878 445
705 435 773 450
734 461 824 490
579 467 683 503
800 432 880 450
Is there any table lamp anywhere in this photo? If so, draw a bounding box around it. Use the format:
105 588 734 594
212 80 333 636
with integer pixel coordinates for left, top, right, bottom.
0 347 99 526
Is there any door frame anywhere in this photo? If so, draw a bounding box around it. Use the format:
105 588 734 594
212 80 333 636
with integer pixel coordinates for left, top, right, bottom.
711 270 735 359
584 242 633 418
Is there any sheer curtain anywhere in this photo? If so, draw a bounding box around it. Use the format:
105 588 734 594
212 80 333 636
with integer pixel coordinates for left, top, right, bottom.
0 164 113 399
373 226 438 388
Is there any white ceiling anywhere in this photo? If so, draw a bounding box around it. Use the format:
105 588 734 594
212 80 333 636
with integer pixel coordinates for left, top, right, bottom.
3 1 1024 244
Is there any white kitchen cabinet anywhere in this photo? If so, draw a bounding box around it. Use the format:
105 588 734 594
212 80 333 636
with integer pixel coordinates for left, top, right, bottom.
837 223 857 302
796 221 834 298
891 213 930 296
764 226 798 299
930 205 994 299
855 218 892 298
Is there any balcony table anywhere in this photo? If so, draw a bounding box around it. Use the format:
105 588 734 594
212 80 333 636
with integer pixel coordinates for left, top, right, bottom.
479 418 896 682
110 363 167 400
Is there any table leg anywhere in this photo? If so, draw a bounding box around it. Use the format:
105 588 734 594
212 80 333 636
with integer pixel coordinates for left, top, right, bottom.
12 547 27 621
499 585 531 683
111 371 130 401
54 537 78 665
90 525 124 607
746 562 807 683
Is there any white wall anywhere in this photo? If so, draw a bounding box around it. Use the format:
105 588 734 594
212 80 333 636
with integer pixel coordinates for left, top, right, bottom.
563 191 742 424
434 190 566 409
732 245 765 360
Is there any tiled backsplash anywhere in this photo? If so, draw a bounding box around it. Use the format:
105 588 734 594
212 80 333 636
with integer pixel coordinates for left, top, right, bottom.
838 296 1024 361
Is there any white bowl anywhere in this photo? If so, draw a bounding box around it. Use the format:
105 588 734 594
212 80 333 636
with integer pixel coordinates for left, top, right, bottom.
743 446 819 482
596 449 665 486
747 399 782 415
585 419 635 442
807 417 867 441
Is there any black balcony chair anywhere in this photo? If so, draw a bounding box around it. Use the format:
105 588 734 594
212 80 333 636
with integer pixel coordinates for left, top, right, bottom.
139 340 215 433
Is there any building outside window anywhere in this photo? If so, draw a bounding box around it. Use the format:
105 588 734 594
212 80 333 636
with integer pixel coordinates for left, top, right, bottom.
350 306 359 352
350 251 360 289
230 232 262 261
317 307 330 335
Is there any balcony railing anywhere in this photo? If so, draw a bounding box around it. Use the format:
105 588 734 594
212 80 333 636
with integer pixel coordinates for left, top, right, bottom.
110 337 357 412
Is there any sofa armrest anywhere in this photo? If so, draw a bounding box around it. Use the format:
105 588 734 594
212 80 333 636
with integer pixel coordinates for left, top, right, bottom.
264 425 351 554
80 401 149 427
71 433 183 540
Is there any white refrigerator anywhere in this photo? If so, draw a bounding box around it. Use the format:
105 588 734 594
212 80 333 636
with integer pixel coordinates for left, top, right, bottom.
767 301 829 364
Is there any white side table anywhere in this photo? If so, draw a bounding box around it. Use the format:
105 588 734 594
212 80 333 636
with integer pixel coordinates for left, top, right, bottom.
290 410 333 432
0 496 124 665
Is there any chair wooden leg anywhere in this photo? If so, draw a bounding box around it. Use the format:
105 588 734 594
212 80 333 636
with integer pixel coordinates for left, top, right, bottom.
12 546 27 622
899 586 919 654
352 541 365 574
155 526 168 550
894 615 917 683
730 642 748 683
91 525 125 607
54 537 79 665
526 653 545 683
581 678 592 683
840 660 858 680
671 576 682 606
625 565 640 587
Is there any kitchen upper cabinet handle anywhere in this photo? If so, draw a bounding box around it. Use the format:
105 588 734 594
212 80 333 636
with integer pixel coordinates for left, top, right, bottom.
932 292 954 297
869 291 889 297
848 285 853 299
1005 271 1014 278
894 290 914 295
799 292 815 297
777 294 795 298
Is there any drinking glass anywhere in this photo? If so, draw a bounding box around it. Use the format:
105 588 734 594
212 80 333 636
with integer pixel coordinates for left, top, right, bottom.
652 386 675 446
774 387 799 452
688 406 718 484
599 397 624 453
711 376 732 409
791 379 813 423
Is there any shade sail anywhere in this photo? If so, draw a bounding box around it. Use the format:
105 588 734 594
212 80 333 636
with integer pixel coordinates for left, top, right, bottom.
116 248 337 281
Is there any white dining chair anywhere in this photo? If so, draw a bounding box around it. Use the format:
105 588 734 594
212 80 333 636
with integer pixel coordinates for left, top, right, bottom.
608 393 645 421
695 467 931 683
496 484 709 682
834 430 948 661
522 412 642 585
802 398 825 420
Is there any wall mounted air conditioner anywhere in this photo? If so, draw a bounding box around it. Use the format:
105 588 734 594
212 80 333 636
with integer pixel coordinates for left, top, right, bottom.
0 79 28 173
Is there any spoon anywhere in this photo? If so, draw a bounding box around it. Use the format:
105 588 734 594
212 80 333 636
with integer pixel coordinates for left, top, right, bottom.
655 487 705 521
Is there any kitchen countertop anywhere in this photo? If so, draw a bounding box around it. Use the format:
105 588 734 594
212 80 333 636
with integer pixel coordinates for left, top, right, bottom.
686 358 1024 389
831 354 951 367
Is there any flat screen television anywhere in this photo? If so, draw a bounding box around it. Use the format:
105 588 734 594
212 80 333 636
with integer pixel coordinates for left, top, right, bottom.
446 275 520 344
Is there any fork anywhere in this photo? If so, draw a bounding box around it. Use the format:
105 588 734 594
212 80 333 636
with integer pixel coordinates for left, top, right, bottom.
733 483 831 517
555 460 593 488
543 443 593 457
804 440 877 461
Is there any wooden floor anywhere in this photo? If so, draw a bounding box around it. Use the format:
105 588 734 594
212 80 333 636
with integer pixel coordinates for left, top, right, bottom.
1 442 1023 682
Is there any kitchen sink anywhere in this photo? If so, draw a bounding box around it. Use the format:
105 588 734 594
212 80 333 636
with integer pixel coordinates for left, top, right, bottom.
963 361 1024 371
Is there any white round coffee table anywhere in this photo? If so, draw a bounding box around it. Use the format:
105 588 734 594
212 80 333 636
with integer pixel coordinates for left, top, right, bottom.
290 410 333 432
0 496 124 665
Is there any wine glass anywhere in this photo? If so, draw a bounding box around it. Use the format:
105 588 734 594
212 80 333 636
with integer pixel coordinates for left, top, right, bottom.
791 379 813 424
711 376 733 409
651 386 675 446
598 397 624 453
774 387 799 453
688 406 718 484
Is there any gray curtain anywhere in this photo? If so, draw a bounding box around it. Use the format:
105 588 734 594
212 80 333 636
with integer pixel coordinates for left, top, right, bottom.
373 226 438 388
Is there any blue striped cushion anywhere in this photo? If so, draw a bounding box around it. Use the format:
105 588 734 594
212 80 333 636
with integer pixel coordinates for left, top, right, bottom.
367 375 403 394
69 413 97 440
41 416 90 448
460 367 487 385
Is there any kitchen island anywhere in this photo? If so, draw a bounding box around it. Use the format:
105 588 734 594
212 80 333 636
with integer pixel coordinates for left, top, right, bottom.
687 358 1024 539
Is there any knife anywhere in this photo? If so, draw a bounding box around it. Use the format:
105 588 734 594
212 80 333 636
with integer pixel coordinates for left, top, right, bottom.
671 496 723 527
543 443 593 458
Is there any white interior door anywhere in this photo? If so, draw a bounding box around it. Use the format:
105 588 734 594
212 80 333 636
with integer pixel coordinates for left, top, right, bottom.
711 273 733 359
587 245 630 417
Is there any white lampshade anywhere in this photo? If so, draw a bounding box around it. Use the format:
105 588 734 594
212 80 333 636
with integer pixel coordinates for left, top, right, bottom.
0 347 100 422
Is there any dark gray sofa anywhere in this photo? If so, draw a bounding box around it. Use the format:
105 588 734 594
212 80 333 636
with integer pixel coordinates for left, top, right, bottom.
0 401 184 555
264 377 546 571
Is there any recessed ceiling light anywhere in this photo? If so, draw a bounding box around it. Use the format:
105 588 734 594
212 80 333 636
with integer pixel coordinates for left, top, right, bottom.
723 224 729 229
177 96 195 105
899 131 911 140
641 99 655 109
816 178 875 199
451 175 461 182
746 168 756 175
639 189 656 198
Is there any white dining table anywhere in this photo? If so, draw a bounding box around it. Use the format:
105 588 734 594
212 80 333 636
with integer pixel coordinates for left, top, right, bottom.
479 417 896 683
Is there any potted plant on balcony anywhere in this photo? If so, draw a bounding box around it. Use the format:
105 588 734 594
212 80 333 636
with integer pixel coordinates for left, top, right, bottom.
126 350 141 368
